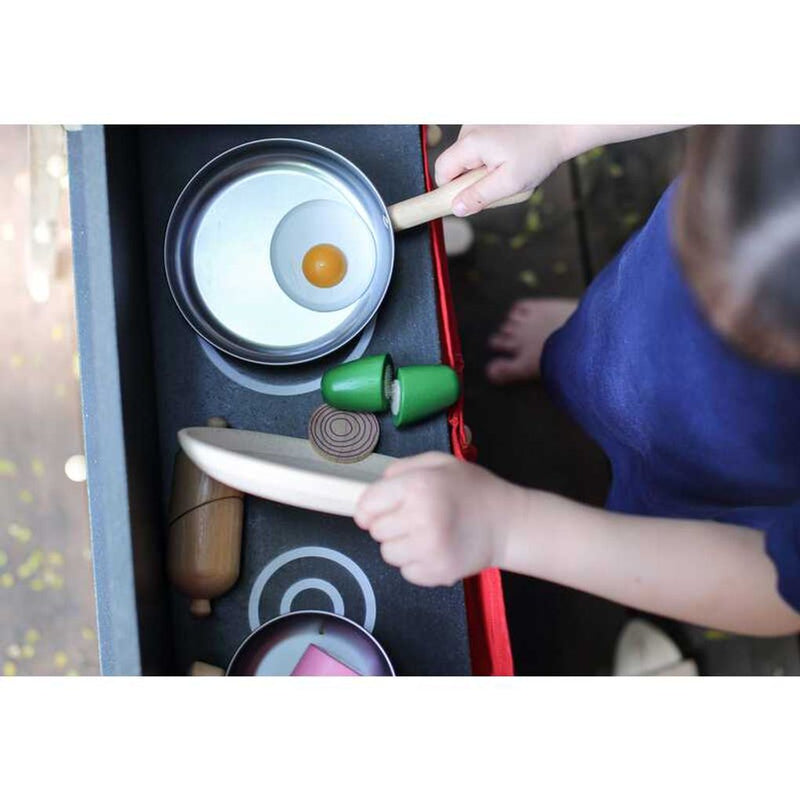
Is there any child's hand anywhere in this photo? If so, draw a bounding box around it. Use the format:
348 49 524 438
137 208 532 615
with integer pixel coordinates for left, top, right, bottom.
354 452 523 587
434 125 567 217
435 125 685 218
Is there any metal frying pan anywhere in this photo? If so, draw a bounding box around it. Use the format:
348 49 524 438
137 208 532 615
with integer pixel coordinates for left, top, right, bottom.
226 611 395 676
189 611 395 676
165 138 530 365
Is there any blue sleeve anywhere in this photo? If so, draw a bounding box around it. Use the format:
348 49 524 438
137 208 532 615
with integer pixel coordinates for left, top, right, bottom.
715 504 800 613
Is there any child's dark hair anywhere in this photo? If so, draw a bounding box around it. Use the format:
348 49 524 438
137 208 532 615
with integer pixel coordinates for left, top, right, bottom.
673 125 800 371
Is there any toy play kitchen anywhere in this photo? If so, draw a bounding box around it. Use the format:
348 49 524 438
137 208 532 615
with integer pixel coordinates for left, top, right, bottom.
67 125 516 676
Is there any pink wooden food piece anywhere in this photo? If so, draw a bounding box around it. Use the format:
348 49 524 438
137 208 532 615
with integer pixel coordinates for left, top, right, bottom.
291 644 361 677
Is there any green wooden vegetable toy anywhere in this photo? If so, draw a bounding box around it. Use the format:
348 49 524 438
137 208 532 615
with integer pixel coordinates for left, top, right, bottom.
389 365 461 428
321 354 460 428
320 354 394 413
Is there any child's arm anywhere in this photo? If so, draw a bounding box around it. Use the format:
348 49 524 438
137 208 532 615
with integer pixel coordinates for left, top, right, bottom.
354 453 800 637
435 125 686 218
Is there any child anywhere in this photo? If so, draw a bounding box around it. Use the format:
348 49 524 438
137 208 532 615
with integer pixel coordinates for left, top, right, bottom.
355 125 800 638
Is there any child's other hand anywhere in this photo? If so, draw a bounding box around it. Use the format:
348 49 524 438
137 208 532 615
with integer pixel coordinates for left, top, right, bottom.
434 125 567 217
354 452 521 587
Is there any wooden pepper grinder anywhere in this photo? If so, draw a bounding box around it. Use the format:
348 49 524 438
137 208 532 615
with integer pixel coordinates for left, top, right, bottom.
167 417 244 617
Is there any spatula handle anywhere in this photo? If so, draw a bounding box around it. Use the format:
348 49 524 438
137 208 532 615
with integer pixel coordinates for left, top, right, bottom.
387 167 532 232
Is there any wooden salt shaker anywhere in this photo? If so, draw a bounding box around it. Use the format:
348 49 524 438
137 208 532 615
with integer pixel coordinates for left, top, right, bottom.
167 417 244 617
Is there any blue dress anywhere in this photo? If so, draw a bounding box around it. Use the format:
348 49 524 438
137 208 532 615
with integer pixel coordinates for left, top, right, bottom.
540 181 800 612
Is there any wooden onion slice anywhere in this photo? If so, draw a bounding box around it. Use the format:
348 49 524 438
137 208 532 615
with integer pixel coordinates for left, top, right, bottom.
308 404 380 464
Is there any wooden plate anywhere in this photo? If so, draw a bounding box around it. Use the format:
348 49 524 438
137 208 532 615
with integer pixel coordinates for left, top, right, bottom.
177 426 395 517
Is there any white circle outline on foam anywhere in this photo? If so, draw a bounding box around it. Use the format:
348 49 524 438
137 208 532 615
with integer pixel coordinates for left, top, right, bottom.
249 546 377 632
199 319 376 396
279 577 345 616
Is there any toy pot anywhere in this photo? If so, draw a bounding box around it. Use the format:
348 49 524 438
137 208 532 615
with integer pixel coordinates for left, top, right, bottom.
189 610 395 677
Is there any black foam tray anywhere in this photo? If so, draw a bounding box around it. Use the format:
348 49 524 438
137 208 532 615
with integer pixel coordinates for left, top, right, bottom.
68 125 470 675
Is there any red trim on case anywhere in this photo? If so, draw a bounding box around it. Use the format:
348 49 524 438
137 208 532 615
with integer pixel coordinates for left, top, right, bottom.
420 125 514 677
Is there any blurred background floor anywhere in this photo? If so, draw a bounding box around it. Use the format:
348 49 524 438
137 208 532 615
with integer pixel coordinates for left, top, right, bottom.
1 124 797 676
0 125 98 676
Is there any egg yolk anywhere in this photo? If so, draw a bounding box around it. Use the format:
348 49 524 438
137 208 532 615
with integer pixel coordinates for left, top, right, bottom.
302 244 347 288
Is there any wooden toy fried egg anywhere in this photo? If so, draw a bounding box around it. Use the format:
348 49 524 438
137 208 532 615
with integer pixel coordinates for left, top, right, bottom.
271 199 377 312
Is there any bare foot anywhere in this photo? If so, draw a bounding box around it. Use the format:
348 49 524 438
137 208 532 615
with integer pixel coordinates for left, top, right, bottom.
486 298 578 384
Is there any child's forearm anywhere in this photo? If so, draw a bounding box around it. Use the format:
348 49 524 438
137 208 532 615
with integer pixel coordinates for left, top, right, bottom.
498 489 800 637
559 125 688 162
437 125 689 217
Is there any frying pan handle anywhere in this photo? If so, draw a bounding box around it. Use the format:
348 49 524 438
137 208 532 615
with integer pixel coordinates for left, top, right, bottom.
387 167 532 232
